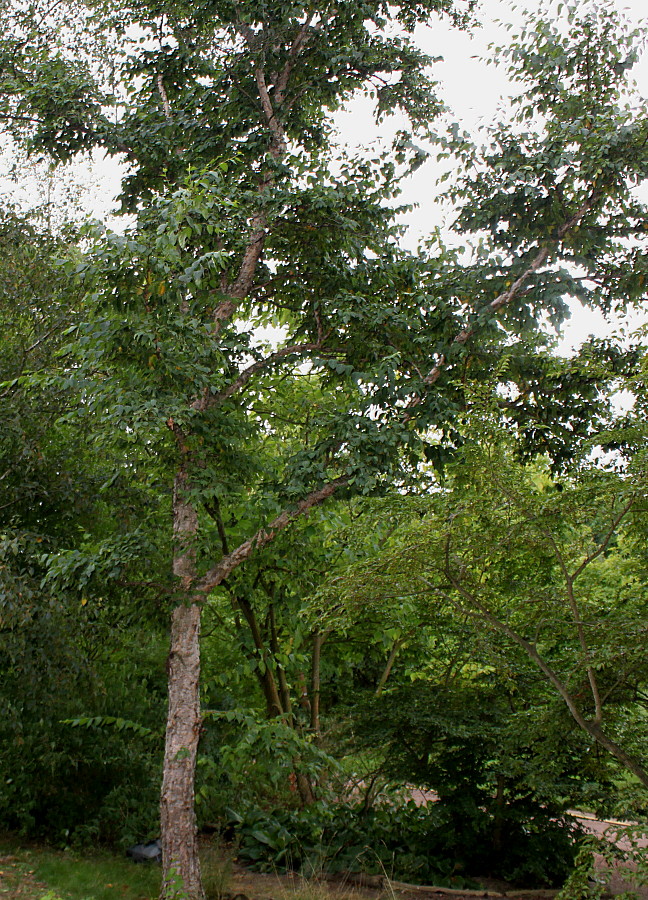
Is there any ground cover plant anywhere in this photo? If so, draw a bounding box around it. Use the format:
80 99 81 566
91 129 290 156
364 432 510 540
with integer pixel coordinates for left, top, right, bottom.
227 799 581 888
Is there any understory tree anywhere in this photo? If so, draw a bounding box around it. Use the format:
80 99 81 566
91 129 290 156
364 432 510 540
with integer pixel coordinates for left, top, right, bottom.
323 418 648 793
1 1 647 896
0 208 170 844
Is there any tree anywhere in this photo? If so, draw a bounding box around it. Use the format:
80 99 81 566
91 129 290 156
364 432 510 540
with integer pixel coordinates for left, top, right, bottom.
324 423 648 791
0 208 170 844
2 1 647 897
2 2 475 893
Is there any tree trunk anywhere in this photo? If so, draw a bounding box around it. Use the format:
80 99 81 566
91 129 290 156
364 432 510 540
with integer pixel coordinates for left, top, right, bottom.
310 630 323 734
161 470 204 900
375 636 404 698
161 601 204 900
158 472 347 896
238 595 284 717
295 771 316 805
268 603 294 723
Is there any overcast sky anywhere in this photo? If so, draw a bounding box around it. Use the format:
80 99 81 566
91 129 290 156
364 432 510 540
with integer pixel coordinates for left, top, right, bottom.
3 0 646 351
333 0 648 352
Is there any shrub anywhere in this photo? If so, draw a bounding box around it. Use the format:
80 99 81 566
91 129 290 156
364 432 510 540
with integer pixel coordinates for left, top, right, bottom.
226 799 582 888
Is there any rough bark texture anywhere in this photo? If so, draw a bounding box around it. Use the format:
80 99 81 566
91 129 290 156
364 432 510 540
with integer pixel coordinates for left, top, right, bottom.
161 601 204 900
161 471 204 900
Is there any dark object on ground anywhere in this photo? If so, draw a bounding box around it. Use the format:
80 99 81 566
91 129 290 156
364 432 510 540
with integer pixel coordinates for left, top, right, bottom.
126 839 161 863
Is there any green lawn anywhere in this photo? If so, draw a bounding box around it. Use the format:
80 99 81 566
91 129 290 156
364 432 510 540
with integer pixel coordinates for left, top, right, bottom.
32 849 161 900
0 838 231 900
0 838 161 900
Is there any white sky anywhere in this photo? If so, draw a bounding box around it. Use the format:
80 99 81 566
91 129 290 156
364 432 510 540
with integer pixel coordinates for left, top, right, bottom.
333 0 648 353
3 0 646 353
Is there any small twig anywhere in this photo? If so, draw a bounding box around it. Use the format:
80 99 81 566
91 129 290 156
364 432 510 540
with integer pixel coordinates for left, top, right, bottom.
195 338 326 411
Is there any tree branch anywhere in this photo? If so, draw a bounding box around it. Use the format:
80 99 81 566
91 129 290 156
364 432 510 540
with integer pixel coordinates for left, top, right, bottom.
254 63 287 158
430 559 648 788
420 190 603 390
206 211 267 338
203 496 230 556
274 15 315 106
157 74 173 121
533 491 635 724
375 634 409 697
205 22 294 335
197 339 326 411
434 572 588 731
570 494 636 581
192 476 348 597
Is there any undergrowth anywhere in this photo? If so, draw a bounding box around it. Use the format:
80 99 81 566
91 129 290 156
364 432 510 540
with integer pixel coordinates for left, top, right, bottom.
227 799 582 888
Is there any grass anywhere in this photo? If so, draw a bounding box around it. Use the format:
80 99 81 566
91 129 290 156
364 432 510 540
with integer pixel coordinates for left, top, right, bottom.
0 839 161 900
0 838 368 900
0 837 232 900
32 850 161 899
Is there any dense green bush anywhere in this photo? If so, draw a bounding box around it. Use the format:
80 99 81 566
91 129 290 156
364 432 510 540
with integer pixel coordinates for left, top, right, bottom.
0 572 166 848
339 678 609 884
226 799 582 887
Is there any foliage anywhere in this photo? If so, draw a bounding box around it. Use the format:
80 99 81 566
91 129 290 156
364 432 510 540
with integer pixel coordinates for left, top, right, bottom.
0 617 165 846
1 2 648 895
320 417 648 795
557 821 648 900
227 797 581 887
351 678 607 883
193 708 339 820
0 210 169 847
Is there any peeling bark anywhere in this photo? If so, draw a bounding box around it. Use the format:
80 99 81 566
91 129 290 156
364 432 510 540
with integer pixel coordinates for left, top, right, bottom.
161 601 204 900
160 472 204 900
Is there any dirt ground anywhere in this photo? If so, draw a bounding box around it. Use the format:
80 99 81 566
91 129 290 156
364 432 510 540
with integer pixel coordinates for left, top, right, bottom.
223 864 560 900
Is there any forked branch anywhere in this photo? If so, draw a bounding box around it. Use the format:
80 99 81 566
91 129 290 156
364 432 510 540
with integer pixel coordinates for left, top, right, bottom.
197 338 327 411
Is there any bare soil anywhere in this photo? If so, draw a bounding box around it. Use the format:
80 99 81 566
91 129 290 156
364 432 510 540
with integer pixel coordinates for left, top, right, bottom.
222 861 558 900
